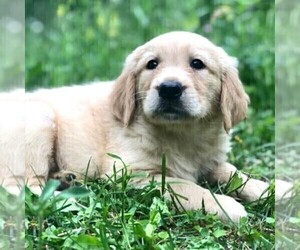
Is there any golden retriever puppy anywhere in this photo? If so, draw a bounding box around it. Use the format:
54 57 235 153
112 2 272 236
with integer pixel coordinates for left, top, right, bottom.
18 31 290 221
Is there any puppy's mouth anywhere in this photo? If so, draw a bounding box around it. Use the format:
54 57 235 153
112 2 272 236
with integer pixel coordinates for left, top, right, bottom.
154 100 190 121
143 82 200 124
150 81 191 121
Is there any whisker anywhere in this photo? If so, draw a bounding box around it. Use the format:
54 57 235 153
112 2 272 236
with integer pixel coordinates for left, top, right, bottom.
135 90 148 96
134 96 146 102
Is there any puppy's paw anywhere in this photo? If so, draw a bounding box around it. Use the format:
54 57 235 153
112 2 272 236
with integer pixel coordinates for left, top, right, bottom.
28 185 43 196
275 179 293 201
3 185 23 196
50 171 79 191
213 195 247 223
239 178 269 201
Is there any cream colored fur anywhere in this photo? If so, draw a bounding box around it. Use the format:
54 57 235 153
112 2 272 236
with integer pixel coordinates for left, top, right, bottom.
0 32 292 222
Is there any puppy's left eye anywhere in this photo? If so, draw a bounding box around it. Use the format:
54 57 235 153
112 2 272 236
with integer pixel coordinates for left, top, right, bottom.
190 59 205 70
146 59 159 70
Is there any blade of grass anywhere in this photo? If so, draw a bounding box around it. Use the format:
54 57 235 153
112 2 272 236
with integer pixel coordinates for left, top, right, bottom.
161 153 166 196
205 181 235 226
84 157 92 185
39 179 60 205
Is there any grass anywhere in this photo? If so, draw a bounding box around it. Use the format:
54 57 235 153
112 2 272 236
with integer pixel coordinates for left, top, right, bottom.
23 148 277 250
275 146 300 249
1 157 277 249
276 185 300 250
21 165 276 250
0 186 25 249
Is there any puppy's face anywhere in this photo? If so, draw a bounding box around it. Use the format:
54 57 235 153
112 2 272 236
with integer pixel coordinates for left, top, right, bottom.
111 32 249 131
135 32 223 124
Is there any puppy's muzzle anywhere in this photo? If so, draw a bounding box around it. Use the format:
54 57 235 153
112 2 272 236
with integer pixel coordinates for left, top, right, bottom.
157 81 183 100
153 81 189 121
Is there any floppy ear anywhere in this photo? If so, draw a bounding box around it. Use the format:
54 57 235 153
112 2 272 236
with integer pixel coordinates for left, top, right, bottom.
110 67 136 126
220 58 250 133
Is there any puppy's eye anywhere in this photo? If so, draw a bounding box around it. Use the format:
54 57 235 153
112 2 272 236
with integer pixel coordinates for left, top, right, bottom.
190 59 205 70
146 59 159 70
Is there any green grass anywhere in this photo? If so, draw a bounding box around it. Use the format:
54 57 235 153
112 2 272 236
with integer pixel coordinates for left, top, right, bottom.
22 144 278 250
2 158 297 249
276 185 300 250
22 167 276 250
0 187 25 249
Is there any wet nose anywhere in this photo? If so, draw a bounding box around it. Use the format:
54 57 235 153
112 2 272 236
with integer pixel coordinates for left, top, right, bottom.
157 81 183 100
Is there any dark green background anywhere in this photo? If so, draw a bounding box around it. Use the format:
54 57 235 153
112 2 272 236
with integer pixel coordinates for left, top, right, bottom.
25 0 274 113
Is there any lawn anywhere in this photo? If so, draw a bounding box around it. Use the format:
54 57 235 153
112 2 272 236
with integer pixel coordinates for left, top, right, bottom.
24 141 276 249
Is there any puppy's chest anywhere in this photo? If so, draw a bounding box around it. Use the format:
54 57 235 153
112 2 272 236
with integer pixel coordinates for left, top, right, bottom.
163 139 220 174
134 132 229 181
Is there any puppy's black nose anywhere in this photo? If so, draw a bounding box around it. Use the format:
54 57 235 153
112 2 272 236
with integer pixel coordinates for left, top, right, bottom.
158 81 183 100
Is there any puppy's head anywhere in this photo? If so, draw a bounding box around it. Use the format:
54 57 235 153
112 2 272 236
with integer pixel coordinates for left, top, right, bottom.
111 31 249 131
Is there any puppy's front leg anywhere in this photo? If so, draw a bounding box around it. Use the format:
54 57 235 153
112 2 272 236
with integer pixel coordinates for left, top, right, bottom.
141 175 247 222
208 162 292 201
25 100 56 194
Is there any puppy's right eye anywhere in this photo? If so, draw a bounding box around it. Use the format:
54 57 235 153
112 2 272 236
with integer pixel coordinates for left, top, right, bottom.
146 59 159 70
190 59 205 70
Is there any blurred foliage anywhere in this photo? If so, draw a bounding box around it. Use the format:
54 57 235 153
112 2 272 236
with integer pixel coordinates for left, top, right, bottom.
0 0 24 91
276 2 300 248
276 0 300 181
276 0 300 147
26 0 274 113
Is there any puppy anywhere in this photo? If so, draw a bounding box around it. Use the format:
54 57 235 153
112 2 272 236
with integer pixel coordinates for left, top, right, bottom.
1 31 291 222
